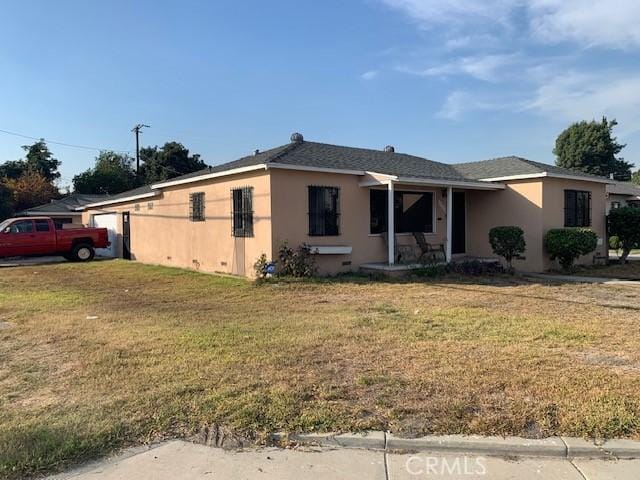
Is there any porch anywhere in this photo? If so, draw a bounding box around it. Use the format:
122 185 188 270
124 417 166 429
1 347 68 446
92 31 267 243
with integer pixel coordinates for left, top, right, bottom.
360 256 502 276
359 173 505 267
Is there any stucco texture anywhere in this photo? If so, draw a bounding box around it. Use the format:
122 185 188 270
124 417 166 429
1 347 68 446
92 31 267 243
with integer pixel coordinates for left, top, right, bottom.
83 170 272 277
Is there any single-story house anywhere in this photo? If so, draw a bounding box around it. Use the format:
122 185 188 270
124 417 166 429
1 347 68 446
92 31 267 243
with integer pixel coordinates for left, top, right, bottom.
19 193 108 228
606 181 640 213
80 133 612 276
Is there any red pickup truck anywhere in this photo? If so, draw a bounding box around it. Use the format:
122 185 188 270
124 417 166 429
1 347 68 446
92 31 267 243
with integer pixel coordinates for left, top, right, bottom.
0 217 109 261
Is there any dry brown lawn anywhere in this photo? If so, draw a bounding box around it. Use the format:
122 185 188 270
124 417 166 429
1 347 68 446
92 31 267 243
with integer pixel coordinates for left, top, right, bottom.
1 260 640 478
576 260 640 280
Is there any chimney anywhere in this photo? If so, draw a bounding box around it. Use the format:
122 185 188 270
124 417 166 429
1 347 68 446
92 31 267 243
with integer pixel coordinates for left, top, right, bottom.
610 173 615 180
384 145 395 153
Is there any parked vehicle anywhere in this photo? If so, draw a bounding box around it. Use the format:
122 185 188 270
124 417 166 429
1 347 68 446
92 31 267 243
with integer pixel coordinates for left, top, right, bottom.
0 217 109 261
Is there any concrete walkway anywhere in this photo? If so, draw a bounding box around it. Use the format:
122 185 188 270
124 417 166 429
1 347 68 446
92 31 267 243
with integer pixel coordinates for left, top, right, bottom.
48 440 640 480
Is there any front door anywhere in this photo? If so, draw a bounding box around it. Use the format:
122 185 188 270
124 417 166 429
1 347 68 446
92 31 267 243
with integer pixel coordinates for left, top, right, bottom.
452 192 466 255
122 212 131 260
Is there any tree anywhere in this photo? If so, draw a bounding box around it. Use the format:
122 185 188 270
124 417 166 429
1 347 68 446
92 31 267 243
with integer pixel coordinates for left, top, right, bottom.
0 160 28 180
21 140 61 181
608 207 640 263
632 170 640 186
73 151 140 195
0 182 13 220
140 141 206 183
554 117 633 180
4 170 59 212
488 226 526 271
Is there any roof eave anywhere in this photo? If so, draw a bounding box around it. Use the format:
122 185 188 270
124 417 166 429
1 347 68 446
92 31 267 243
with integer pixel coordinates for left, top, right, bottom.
479 172 613 184
81 191 161 210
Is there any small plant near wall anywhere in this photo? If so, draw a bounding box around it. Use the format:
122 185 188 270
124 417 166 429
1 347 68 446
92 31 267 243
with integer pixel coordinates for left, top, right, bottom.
544 228 598 271
488 226 526 272
277 242 317 277
608 206 640 263
253 253 274 279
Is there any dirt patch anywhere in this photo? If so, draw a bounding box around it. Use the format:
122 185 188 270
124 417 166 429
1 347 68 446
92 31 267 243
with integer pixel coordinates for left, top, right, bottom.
576 350 640 373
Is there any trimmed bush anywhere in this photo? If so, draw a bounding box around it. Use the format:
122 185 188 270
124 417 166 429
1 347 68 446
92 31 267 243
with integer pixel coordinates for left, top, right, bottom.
544 228 598 271
488 226 526 271
608 206 640 263
277 242 317 277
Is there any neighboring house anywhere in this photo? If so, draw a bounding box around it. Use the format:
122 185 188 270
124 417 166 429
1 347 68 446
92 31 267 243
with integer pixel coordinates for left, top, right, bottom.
20 193 108 228
606 181 640 213
80 133 612 276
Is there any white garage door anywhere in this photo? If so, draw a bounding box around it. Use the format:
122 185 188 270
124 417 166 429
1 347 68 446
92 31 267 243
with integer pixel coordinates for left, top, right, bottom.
92 213 118 257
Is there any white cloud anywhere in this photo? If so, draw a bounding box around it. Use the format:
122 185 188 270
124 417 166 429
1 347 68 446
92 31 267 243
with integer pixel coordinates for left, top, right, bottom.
380 0 517 28
437 90 512 119
381 0 640 49
528 0 640 49
398 54 519 82
360 70 379 81
524 71 640 134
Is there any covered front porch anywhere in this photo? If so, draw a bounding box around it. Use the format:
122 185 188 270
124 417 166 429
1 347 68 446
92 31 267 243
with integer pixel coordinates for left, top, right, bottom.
358 172 505 267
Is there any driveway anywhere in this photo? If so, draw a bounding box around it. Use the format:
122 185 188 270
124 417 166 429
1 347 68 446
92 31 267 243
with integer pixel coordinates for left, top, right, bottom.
47 440 639 480
0 255 67 267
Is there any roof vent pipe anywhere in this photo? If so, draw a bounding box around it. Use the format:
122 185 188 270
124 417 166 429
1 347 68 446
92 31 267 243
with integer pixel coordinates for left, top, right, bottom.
384 145 395 153
254 149 260 156
290 132 304 143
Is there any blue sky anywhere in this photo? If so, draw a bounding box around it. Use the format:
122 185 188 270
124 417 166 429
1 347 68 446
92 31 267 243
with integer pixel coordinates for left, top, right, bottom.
1 0 639 188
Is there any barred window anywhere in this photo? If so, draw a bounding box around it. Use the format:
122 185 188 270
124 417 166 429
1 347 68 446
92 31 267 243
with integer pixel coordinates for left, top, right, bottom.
190 192 205 222
564 190 591 227
232 187 253 237
308 186 340 236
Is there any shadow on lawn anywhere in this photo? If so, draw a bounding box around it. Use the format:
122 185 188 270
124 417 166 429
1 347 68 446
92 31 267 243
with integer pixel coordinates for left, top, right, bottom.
259 272 640 312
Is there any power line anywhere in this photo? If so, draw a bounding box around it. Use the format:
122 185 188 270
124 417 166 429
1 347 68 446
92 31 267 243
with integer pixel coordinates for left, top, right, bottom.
0 128 131 154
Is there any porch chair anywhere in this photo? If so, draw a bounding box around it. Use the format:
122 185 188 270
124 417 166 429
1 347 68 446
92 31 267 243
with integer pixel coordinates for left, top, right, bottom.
413 232 446 264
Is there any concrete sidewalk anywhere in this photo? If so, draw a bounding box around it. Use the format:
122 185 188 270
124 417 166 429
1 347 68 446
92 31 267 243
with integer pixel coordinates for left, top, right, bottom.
48 440 640 480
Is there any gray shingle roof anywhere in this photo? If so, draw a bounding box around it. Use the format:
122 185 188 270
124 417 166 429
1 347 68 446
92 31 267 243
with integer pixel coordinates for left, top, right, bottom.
162 140 466 183
87 140 613 208
23 194 109 214
454 156 610 181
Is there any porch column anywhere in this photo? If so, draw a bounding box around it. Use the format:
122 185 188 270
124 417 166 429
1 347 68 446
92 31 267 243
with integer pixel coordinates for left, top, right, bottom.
446 186 453 262
387 181 395 265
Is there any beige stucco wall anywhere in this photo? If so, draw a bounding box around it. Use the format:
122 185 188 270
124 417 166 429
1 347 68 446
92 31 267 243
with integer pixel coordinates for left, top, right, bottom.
82 170 272 277
466 180 545 271
269 169 447 275
466 178 607 272
542 178 607 270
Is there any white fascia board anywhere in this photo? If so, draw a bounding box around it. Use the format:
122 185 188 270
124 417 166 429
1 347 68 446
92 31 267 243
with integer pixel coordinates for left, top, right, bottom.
151 164 268 189
82 191 160 209
395 176 505 190
480 172 613 184
266 163 366 176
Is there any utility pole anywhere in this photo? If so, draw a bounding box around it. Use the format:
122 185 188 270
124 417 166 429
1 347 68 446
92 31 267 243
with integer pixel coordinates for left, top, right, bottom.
131 124 150 174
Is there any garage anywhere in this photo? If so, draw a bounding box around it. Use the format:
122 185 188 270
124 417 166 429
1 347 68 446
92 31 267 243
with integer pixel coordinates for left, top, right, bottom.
91 213 118 257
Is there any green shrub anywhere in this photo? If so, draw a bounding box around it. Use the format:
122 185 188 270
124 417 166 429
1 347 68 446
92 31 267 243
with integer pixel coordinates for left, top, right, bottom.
609 235 621 253
488 226 526 271
544 228 598 271
277 242 317 277
608 206 640 263
253 253 270 279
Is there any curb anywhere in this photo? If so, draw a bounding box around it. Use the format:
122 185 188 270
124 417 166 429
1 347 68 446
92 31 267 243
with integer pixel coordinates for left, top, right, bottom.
272 431 640 459
386 434 566 458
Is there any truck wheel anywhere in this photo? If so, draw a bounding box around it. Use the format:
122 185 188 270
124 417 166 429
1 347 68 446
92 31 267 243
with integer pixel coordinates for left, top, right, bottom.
71 243 95 262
